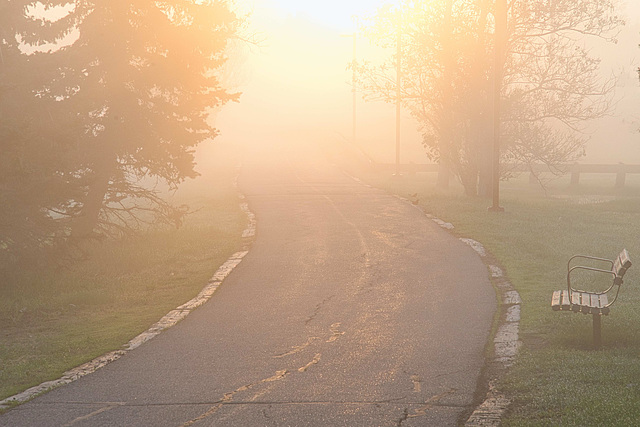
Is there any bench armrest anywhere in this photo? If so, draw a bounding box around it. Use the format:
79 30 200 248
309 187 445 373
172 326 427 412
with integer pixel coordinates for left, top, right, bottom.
567 265 616 294
568 255 614 272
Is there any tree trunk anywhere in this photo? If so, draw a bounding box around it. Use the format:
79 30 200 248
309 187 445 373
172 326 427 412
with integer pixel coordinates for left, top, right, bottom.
473 4 493 198
437 162 451 189
477 116 493 198
477 157 492 197
437 0 456 192
71 162 112 239
460 163 479 196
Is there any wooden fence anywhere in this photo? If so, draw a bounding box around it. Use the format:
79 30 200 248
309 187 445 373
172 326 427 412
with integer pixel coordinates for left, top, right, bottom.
375 163 640 188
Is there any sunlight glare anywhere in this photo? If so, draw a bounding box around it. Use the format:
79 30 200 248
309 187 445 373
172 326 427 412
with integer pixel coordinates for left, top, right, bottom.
267 0 394 31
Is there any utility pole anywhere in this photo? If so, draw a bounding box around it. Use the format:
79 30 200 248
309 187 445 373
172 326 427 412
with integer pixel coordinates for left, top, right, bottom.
489 0 506 212
394 6 402 177
352 32 357 145
341 29 357 145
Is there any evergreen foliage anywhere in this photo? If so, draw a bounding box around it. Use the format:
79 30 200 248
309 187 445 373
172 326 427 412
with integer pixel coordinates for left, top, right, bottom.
0 1 242 269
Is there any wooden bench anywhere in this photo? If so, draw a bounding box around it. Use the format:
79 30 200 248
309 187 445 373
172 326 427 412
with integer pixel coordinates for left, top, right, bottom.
551 249 632 349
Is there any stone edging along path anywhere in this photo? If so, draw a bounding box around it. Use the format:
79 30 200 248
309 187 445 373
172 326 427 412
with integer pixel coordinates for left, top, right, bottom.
345 172 522 425
3 172 520 426
391 192 522 426
423 212 522 426
0 194 257 410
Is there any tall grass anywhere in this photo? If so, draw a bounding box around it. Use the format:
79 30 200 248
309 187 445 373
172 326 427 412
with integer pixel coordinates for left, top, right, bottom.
360 170 640 425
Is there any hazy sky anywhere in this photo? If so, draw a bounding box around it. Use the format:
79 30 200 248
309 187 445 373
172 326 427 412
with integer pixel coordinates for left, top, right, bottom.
217 0 640 165
30 0 640 165
209 0 640 168
210 0 423 166
261 0 390 31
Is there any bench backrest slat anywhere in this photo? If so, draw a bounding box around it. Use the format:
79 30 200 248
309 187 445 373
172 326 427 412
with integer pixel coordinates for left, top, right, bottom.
613 249 632 279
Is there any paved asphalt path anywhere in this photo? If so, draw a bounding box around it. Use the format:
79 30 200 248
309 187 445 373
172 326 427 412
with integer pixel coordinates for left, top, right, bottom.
1 142 495 426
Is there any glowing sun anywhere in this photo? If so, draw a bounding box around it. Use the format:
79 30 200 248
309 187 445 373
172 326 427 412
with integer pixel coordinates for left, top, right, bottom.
268 0 393 31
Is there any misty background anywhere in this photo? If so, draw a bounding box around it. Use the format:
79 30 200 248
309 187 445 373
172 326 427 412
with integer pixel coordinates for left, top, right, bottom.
4 2 640 421
203 0 640 180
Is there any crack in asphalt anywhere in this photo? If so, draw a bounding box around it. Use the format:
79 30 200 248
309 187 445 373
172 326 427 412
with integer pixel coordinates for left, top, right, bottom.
31 394 469 426
397 407 410 426
32 399 468 407
178 321 346 427
408 389 458 418
274 321 344 360
273 337 320 359
62 403 124 426
179 370 289 427
304 295 336 325
398 388 459 425
326 322 345 343
297 353 322 373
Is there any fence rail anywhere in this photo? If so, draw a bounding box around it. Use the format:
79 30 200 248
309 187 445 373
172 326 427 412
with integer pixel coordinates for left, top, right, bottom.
375 163 640 188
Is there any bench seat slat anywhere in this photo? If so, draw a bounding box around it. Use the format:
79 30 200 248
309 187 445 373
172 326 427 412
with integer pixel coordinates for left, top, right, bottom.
551 290 613 314
550 291 612 315
551 290 562 311
561 290 571 310
578 293 590 314
571 292 581 312
551 290 572 311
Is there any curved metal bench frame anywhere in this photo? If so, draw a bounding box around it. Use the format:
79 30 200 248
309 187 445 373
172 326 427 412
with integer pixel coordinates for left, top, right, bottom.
568 255 618 308
552 249 632 348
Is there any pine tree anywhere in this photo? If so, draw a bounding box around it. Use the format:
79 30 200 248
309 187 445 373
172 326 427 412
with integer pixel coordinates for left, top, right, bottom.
1 1 79 268
15 1 241 239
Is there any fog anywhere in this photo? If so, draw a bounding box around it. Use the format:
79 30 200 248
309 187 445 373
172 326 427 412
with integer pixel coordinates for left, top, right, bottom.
198 0 425 178
4 3 640 422
198 0 640 178
585 1 640 163
4 0 640 252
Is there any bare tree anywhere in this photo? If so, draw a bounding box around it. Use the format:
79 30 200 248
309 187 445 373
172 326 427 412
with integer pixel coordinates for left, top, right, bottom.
358 0 622 196
501 0 621 183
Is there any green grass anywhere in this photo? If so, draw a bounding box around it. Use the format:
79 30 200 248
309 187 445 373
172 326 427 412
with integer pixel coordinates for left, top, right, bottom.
0 156 246 403
356 169 640 425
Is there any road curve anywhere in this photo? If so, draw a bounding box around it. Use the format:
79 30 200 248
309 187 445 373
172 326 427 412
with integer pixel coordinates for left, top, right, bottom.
0 141 495 426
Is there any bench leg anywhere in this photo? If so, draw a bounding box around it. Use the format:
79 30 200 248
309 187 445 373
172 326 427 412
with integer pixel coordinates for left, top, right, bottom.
593 314 602 349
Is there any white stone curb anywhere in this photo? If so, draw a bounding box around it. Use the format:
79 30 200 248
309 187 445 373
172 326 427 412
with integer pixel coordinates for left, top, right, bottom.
0 193 257 410
388 201 521 425
459 239 521 426
340 174 521 425
461 238 488 257
465 379 512 426
425 213 455 230
403 207 521 426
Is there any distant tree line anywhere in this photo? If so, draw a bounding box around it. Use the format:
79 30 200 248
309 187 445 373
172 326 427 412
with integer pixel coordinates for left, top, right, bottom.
0 1 242 270
358 0 623 196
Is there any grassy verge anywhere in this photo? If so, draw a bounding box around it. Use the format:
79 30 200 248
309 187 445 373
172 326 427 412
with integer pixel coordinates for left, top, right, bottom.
356 169 640 425
0 156 246 403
